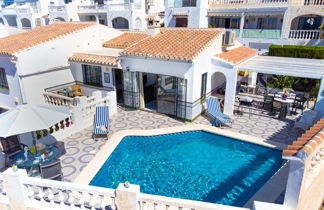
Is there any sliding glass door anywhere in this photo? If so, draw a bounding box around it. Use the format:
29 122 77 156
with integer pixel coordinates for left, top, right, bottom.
156 75 187 119
123 71 140 108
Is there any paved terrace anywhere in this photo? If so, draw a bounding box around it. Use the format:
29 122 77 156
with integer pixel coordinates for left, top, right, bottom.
60 93 303 183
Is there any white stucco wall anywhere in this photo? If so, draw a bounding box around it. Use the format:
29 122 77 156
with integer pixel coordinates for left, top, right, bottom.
0 56 23 109
2 24 122 105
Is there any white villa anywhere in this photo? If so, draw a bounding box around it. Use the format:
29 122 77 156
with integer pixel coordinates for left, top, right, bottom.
0 19 322 210
0 0 166 30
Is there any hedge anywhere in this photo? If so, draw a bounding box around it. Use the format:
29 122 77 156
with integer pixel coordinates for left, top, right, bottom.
268 45 324 59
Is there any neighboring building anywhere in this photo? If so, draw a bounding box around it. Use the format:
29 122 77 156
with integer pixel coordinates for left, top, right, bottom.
0 0 165 30
164 0 208 28
0 23 24 38
208 0 324 47
163 0 324 48
0 22 122 110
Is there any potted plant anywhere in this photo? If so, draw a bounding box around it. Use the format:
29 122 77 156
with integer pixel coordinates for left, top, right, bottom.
42 129 48 137
60 120 65 129
65 118 70 127
49 127 54 134
55 123 59 131
35 130 42 139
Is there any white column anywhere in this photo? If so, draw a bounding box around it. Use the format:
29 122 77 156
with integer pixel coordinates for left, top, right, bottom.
223 69 238 115
281 9 290 39
283 156 305 210
315 76 324 117
239 12 245 38
116 183 140 210
106 90 117 117
16 16 22 29
248 72 257 86
2 168 29 210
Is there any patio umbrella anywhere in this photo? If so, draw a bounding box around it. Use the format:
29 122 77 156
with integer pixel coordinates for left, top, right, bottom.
0 104 71 138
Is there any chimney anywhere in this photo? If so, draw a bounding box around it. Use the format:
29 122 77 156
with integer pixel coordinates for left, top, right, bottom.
147 27 160 36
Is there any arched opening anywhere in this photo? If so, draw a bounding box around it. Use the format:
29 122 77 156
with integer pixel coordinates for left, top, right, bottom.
35 18 42 27
54 17 65 22
0 18 4 25
211 72 227 97
135 17 142 30
112 17 129 29
21 18 31 29
290 15 323 30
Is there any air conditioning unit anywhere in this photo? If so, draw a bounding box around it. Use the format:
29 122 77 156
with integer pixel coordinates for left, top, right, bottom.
223 31 235 46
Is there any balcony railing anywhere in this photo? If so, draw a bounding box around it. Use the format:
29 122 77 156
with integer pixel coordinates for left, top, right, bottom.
77 4 108 12
48 5 66 13
209 0 289 9
17 8 30 14
288 30 321 39
242 29 281 39
292 0 324 5
107 3 130 11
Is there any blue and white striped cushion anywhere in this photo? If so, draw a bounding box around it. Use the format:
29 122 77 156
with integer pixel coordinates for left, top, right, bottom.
93 106 109 135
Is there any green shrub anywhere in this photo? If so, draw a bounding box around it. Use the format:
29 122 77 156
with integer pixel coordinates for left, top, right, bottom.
269 45 324 59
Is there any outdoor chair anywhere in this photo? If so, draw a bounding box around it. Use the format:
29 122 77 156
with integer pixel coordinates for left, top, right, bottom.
40 159 63 181
293 109 319 132
93 106 110 140
0 136 27 167
272 101 286 118
71 85 83 97
262 94 274 111
206 97 233 128
45 141 66 157
292 96 306 114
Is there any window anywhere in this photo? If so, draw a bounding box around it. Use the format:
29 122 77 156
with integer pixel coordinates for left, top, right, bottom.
82 65 102 87
182 0 196 7
201 73 207 101
0 68 9 90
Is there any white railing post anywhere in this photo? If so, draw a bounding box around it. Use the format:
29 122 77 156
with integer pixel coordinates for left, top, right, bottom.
2 168 29 210
116 183 140 210
106 91 117 117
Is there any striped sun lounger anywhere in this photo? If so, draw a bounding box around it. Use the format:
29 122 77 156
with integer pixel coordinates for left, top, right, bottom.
206 97 233 127
93 106 109 140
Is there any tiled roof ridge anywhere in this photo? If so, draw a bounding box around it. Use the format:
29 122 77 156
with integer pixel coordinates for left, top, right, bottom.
283 118 324 158
0 22 96 56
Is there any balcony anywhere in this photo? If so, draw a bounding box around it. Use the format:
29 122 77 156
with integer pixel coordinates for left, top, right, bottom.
208 0 289 9
242 29 282 39
107 3 130 11
48 5 66 13
77 4 108 13
1 7 17 15
288 30 322 39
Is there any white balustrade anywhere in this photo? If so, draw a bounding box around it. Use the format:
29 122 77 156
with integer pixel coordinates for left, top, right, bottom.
108 3 130 10
22 176 116 209
292 0 324 5
43 92 76 107
77 4 108 11
288 30 321 39
17 8 30 14
48 6 66 12
79 96 110 122
138 193 247 210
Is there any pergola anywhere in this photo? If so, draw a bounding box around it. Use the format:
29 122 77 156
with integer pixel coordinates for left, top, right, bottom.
214 55 324 117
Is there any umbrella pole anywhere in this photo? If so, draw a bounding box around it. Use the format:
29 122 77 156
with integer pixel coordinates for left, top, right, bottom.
32 132 37 154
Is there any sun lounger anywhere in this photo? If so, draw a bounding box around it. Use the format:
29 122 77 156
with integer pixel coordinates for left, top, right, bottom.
93 106 109 140
206 97 233 127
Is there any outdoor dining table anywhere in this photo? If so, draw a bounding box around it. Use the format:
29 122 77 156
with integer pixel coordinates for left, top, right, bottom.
13 145 59 169
274 97 294 116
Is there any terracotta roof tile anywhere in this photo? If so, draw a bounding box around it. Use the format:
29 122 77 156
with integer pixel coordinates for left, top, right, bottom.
0 22 95 56
215 46 258 64
103 32 149 49
120 28 223 61
283 121 324 158
69 53 118 66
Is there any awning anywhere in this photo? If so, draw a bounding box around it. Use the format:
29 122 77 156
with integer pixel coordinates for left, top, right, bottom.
69 53 118 67
173 12 189 18
238 56 324 79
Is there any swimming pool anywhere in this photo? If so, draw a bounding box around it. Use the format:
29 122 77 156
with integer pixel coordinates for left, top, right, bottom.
90 130 285 207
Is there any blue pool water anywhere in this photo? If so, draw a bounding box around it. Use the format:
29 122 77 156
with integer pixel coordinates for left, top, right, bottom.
90 131 285 207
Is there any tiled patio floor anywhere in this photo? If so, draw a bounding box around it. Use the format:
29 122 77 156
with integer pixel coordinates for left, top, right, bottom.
60 93 303 182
